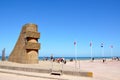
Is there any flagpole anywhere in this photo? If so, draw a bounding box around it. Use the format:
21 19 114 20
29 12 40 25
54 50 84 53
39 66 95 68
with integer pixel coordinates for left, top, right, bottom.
91 45 92 60
75 42 77 70
110 45 113 59
74 41 77 70
102 47 104 58
50 54 53 72
101 43 104 58
90 42 93 61
110 47 112 58
101 42 105 63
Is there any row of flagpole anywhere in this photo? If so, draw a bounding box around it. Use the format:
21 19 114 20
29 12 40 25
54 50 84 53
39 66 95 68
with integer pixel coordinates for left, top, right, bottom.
74 41 114 69
90 42 113 59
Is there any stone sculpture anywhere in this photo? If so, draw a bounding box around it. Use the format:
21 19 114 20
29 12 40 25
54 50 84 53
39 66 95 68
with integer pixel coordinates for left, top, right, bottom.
8 23 40 64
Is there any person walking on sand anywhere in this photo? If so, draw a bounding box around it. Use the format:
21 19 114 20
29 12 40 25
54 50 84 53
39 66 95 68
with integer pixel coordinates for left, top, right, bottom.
102 58 106 63
50 54 54 61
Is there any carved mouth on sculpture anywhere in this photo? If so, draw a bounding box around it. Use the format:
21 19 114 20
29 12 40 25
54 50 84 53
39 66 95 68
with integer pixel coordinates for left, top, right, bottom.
27 37 38 43
27 50 38 59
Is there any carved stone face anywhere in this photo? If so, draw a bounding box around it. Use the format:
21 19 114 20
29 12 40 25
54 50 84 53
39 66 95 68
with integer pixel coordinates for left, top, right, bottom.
8 23 40 64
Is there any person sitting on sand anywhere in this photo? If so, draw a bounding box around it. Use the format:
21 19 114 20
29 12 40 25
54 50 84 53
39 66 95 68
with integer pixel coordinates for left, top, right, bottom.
70 58 73 62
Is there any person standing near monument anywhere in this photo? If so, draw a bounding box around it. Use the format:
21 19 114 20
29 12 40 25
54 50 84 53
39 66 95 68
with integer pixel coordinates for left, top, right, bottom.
50 54 54 61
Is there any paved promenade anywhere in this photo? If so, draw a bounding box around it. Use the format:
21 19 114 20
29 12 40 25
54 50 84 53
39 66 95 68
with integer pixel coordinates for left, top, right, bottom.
0 60 120 80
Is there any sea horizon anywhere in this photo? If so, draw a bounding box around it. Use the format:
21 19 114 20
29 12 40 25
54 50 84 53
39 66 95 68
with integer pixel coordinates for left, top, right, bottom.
1 56 119 61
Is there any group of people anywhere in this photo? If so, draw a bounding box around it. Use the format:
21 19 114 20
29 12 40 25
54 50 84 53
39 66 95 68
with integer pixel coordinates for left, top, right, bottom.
43 56 120 64
43 55 67 64
102 57 120 63
55 58 67 64
91 57 120 63
51 56 67 64
112 57 119 61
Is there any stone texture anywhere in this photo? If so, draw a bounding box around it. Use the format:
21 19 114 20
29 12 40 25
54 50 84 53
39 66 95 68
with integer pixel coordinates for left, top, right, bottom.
8 23 40 64
2 48 6 61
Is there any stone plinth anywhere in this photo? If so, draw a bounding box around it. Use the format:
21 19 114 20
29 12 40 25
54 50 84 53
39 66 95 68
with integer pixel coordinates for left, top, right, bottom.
8 23 40 64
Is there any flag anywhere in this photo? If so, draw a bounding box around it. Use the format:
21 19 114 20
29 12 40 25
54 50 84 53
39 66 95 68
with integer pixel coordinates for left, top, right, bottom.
74 41 76 46
90 42 92 47
101 43 103 47
110 45 113 48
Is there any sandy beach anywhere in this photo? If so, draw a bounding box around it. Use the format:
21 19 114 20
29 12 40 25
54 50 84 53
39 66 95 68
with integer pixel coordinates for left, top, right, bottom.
66 59 120 80
0 59 120 80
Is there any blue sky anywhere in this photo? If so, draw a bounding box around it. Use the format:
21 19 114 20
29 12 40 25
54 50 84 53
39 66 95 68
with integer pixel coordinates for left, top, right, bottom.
0 0 120 57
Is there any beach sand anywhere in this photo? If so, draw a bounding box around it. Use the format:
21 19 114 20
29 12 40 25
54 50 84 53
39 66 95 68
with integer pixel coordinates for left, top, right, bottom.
66 59 120 80
0 59 120 80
